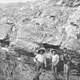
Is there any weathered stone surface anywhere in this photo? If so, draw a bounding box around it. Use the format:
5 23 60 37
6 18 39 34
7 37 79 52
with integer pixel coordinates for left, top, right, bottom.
0 0 80 51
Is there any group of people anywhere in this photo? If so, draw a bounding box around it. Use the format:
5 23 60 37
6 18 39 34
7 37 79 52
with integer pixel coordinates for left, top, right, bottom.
0 39 71 80
33 47 71 80
33 47 61 80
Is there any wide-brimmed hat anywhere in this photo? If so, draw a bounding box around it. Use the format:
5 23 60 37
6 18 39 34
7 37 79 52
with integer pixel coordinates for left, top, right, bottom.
38 47 45 54
50 49 56 53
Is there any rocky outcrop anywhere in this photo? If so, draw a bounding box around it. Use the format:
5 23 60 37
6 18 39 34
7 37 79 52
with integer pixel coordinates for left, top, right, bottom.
0 0 80 51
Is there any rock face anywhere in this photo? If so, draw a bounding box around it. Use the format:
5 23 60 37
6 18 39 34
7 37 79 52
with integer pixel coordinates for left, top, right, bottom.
0 0 80 51
0 1 80 80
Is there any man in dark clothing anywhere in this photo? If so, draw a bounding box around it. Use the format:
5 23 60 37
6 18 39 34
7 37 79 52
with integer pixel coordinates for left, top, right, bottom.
63 49 71 80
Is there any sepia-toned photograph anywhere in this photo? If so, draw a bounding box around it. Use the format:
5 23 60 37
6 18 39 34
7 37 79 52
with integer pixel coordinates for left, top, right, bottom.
0 0 80 80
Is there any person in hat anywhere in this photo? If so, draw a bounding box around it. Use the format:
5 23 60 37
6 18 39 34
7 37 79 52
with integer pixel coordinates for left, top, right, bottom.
34 47 45 63
33 47 46 80
51 49 59 67
51 49 59 80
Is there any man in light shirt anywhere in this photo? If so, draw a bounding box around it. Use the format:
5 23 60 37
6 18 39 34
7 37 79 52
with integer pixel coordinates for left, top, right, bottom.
34 47 45 62
34 50 44 63
51 49 59 80
51 50 59 67
33 48 45 80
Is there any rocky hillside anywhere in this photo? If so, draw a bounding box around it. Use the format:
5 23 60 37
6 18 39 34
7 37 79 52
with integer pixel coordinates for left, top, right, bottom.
0 1 80 80
0 0 80 51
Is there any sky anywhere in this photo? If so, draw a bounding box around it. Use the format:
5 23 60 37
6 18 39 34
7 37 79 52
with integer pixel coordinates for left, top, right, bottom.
0 0 36 3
